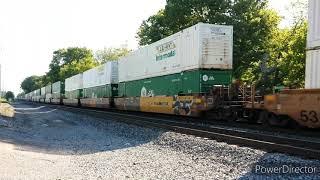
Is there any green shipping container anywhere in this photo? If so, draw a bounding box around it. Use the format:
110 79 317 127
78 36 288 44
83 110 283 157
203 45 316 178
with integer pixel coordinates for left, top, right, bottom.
83 84 118 98
65 89 83 99
118 69 231 97
52 81 65 99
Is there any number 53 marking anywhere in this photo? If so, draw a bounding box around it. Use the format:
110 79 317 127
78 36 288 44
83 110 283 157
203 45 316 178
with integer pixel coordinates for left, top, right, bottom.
300 110 319 123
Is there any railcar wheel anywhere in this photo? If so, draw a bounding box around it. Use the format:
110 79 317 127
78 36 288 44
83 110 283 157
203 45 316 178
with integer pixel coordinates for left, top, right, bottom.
247 110 260 123
205 108 226 121
215 108 225 121
258 111 268 125
288 118 303 129
260 112 289 127
226 111 238 122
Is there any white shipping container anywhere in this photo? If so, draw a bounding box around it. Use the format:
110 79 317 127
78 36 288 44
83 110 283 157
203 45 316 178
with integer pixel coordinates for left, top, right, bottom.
119 23 233 82
305 49 320 88
307 0 320 48
83 61 118 89
40 87 46 96
65 73 83 92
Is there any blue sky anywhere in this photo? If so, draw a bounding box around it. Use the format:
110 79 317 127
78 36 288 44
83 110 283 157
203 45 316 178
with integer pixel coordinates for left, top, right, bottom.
0 0 306 94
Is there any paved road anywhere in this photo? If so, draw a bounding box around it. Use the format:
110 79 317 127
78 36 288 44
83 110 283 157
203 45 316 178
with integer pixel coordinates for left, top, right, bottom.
0 102 318 179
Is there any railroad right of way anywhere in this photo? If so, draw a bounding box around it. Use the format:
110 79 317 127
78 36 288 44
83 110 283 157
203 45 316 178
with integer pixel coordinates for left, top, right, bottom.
1 102 318 179
31 101 320 160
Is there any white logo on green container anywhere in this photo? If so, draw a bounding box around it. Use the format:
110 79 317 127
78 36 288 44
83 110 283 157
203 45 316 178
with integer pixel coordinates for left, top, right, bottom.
202 75 215 82
141 87 147 97
202 75 209 82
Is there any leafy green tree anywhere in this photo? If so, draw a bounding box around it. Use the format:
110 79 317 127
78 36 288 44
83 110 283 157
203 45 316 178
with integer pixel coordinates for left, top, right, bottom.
137 10 175 46
59 57 98 80
46 49 66 83
266 21 307 88
20 76 43 93
5 91 14 101
46 47 98 82
95 47 131 63
21 47 98 92
16 92 25 99
230 1 280 80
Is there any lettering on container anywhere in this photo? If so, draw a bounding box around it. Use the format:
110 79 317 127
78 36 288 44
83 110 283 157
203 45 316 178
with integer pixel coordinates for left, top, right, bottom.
156 41 176 53
171 78 181 82
156 41 176 61
156 50 176 61
202 75 215 82
210 27 226 35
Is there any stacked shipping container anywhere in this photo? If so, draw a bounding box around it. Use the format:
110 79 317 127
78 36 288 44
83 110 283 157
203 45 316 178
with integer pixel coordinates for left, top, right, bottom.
39 87 46 102
51 81 64 99
65 73 83 99
82 61 118 98
64 74 83 106
45 84 52 103
305 0 320 88
118 23 233 97
80 61 118 108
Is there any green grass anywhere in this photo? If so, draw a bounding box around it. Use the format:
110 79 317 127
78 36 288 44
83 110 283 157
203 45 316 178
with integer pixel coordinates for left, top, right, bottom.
0 98 8 103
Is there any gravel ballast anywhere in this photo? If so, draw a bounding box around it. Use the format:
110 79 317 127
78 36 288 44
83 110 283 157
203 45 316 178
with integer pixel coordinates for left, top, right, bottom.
0 102 318 179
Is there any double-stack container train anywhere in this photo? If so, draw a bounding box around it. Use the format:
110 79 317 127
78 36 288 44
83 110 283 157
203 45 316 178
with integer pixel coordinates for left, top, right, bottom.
21 22 320 129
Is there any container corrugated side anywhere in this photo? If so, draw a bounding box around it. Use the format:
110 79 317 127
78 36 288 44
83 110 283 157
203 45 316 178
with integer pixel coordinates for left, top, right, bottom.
45 84 52 99
307 0 320 48
52 81 62 93
83 84 117 98
119 23 233 82
118 69 232 97
45 84 52 94
305 49 320 88
65 73 83 92
40 87 46 98
199 23 233 69
65 89 83 99
52 81 65 99
83 61 118 89
36 89 41 96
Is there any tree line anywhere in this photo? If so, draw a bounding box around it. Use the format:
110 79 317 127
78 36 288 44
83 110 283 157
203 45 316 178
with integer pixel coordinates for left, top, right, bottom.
21 47 130 93
21 0 307 94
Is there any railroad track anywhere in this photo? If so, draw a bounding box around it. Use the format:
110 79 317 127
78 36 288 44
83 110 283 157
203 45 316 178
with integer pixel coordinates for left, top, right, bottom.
22 102 320 159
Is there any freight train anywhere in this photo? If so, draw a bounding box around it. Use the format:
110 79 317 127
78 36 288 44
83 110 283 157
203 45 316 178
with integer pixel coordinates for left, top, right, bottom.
19 23 320 129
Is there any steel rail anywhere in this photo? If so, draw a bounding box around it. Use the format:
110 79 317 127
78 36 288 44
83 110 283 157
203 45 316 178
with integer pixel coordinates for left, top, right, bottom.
32 103 320 159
